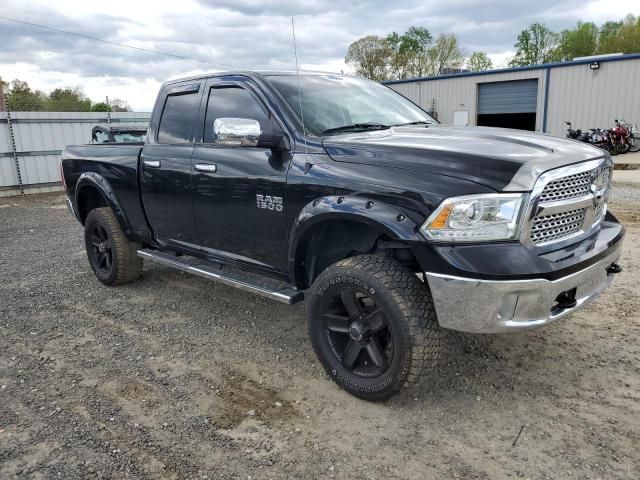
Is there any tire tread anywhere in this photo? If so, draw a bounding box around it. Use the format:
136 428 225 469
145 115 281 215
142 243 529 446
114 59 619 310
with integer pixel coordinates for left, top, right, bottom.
85 207 142 286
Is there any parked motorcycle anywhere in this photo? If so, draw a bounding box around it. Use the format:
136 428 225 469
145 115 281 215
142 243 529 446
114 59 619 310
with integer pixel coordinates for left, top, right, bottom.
565 119 640 155
611 120 630 155
618 120 640 153
590 128 616 155
564 121 590 143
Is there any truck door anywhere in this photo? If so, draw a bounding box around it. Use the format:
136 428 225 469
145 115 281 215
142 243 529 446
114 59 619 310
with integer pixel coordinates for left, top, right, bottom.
191 78 291 272
140 82 203 244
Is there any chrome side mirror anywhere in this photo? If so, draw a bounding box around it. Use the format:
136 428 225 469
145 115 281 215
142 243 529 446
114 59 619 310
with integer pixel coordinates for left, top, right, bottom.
213 118 261 147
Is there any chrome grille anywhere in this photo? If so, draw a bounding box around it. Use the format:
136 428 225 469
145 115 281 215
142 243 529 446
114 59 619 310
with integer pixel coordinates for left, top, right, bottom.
530 208 586 244
539 171 592 202
524 159 611 246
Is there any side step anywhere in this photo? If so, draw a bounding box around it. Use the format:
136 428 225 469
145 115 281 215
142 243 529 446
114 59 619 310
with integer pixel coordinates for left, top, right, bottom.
137 249 304 305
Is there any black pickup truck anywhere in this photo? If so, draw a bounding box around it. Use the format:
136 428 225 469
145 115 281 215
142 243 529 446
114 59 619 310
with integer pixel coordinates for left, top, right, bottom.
61 71 624 400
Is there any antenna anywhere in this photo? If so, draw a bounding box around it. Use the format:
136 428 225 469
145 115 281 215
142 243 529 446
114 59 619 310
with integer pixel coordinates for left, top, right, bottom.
291 17 309 160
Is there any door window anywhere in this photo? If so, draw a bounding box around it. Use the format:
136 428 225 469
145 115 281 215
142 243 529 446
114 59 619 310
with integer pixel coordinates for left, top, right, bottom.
157 92 200 144
203 86 270 143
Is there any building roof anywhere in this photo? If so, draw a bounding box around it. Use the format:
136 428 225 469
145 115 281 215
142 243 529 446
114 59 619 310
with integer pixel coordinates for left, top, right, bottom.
384 53 640 85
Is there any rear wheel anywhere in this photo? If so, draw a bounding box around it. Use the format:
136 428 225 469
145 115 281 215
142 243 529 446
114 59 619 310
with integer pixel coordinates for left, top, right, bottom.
629 134 640 153
307 255 440 401
84 207 142 286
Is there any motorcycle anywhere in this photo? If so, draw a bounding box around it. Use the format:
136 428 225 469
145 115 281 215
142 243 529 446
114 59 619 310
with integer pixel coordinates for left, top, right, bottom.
611 120 630 155
564 121 590 143
617 120 640 153
589 128 616 155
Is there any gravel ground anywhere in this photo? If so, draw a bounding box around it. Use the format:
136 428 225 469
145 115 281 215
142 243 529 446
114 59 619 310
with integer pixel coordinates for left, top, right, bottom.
1 184 639 480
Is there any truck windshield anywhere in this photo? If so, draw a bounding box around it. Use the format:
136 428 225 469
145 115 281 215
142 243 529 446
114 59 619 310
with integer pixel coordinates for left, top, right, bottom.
266 74 436 136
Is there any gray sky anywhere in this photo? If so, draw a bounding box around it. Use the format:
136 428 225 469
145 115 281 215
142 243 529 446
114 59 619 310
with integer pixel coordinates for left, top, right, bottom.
1 0 638 110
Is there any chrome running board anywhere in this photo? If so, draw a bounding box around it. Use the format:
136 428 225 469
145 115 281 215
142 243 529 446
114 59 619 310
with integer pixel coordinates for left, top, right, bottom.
137 249 304 305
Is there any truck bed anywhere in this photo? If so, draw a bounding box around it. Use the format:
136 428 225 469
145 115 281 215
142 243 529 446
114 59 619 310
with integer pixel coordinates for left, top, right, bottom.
61 144 151 242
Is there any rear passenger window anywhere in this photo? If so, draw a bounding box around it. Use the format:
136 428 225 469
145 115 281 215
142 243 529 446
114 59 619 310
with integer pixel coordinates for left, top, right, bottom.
203 86 270 143
157 92 199 144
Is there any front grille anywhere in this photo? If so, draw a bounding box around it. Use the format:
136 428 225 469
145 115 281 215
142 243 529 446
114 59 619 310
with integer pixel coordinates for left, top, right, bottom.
530 208 586 244
526 161 610 246
539 171 592 202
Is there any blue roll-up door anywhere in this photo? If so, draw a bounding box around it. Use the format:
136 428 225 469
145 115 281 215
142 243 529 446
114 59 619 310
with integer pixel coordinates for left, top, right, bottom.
478 79 538 114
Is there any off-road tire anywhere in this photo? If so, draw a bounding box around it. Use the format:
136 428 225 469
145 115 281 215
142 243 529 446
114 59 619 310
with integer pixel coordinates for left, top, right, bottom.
307 255 440 401
84 207 142 286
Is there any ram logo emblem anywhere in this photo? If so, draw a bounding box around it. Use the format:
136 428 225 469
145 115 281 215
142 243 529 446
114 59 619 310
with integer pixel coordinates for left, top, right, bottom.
256 194 283 212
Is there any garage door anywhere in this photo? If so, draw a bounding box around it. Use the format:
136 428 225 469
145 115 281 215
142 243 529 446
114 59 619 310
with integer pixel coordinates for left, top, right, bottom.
478 79 538 114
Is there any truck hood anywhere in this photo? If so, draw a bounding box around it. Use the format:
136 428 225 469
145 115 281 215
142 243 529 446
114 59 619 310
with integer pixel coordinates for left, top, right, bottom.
322 125 606 192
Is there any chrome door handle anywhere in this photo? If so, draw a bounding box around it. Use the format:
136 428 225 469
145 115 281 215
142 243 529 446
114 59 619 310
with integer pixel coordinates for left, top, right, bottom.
194 163 217 173
143 160 161 168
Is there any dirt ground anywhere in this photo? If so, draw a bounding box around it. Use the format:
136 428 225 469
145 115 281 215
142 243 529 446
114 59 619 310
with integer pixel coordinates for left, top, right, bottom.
0 185 638 480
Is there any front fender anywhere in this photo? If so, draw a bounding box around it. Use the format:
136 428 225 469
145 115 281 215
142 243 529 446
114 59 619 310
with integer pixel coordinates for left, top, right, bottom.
288 195 424 283
75 172 136 239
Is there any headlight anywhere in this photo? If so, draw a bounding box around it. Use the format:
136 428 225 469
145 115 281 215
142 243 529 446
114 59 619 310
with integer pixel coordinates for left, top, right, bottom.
420 193 525 242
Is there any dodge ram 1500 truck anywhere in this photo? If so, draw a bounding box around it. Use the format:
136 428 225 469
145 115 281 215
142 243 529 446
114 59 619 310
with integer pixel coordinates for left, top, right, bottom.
61 71 624 400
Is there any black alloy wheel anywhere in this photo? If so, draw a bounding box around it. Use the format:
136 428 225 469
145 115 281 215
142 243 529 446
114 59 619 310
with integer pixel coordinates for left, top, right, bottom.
322 289 393 377
89 222 113 274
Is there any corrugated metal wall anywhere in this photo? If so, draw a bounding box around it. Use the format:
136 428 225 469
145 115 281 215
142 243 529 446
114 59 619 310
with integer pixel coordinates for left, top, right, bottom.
388 57 640 137
0 112 150 197
390 69 546 129
546 59 640 137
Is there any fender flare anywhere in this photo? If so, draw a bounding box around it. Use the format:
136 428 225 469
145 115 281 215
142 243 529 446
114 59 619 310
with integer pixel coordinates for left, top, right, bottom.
74 172 136 239
288 195 424 284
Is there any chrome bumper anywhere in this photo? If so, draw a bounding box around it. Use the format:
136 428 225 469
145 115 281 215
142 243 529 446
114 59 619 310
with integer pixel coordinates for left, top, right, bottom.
425 243 622 333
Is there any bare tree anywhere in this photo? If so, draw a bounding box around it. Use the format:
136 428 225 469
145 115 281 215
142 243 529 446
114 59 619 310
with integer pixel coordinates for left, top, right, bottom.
110 98 132 112
421 34 465 76
345 35 392 81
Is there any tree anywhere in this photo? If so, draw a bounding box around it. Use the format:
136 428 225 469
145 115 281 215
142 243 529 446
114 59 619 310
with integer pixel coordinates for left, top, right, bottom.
422 33 465 76
91 102 112 112
6 79 47 111
555 22 598 60
598 20 623 53
509 23 559 66
345 35 392 81
386 26 432 79
466 51 493 72
109 98 132 112
46 87 92 112
611 14 640 53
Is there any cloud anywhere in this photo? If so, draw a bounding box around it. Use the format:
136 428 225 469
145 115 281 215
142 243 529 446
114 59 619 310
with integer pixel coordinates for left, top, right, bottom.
0 0 637 110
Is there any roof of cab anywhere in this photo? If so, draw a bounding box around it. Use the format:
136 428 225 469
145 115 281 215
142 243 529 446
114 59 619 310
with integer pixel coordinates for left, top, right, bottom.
161 70 347 87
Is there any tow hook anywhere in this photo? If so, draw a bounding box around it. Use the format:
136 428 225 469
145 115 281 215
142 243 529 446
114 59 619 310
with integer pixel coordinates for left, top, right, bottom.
606 263 623 274
554 291 577 310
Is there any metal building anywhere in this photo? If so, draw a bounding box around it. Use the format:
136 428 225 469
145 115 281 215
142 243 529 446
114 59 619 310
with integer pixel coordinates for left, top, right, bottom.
386 53 640 137
0 111 150 197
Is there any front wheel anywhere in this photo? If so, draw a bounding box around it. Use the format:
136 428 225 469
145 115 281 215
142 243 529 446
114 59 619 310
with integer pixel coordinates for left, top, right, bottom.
629 134 640 153
307 255 440 401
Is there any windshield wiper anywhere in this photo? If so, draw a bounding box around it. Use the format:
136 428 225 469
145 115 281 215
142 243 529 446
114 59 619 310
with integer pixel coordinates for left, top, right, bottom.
392 121 434 126
321 122 391 135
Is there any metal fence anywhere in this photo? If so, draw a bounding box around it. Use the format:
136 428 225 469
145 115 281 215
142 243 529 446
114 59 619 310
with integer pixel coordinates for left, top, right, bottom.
0 111 150 197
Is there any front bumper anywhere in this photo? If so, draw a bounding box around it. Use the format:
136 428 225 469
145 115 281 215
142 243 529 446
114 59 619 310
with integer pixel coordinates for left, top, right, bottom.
425 240 622 333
